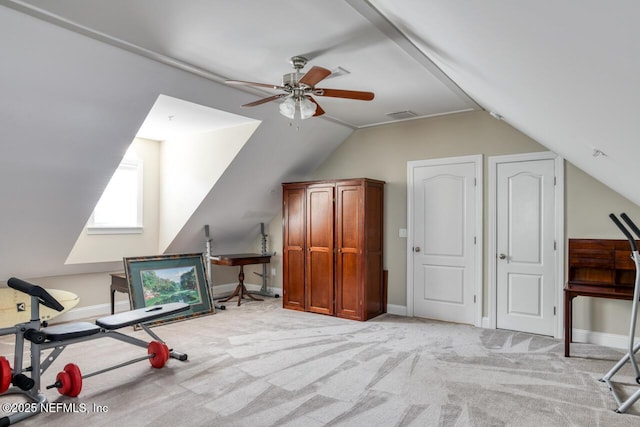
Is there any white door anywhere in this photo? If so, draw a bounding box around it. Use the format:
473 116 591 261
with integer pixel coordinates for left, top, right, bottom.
410 158 478 325
496 159 556 335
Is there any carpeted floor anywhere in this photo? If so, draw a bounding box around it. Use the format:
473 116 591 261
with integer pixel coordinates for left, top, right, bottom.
2 296 640 426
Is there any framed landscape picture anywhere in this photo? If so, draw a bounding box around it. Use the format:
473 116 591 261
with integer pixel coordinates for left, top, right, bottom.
124 253 213 326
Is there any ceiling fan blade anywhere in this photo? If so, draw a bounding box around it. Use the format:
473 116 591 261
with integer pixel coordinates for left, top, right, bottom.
308 96 325 117
226 80 286 90
242 94 286 107
314 88 375 101
298 66 332 87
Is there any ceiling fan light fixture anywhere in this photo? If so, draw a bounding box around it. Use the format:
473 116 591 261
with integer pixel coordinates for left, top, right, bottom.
227 56 373 120
299 96 317 119
279 97 296 119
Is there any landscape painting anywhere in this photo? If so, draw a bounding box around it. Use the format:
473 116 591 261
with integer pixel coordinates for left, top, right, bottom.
139 266 203 306
124 253 214 326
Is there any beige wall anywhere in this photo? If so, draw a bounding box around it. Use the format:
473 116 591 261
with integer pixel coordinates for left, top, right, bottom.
312 111 545 306
267 110 640 336
27 272 128 308
566 164 640 334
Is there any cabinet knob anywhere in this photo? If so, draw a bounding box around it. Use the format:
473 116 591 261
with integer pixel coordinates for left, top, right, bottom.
414 246 421 253
498 253 507 259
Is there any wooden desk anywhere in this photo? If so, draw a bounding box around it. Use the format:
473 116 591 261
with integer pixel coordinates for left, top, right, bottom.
210 253 271 306
564 283 634 357
564 239 636 357
109 272 129 314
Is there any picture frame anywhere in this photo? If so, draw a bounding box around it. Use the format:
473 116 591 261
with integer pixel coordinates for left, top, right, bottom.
123 253 213 326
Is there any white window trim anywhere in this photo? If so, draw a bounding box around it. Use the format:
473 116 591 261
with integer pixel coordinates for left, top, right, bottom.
87 158 144 235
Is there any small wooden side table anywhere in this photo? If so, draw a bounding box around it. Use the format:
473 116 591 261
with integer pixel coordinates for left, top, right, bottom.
209 253 271 306
109 272 130 314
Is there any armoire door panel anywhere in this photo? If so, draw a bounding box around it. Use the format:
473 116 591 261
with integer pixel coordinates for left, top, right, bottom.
336 252 360 319
308 250 333 315
282 186 306 311
338 186 359 249
284 250 305 309
336 184 362 320
306 185 334 315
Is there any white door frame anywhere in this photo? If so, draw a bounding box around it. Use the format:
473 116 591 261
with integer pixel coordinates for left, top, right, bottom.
488 151 564 338
407 154 483 327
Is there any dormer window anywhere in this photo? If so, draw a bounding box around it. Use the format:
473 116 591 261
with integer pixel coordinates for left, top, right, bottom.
87 146 143 234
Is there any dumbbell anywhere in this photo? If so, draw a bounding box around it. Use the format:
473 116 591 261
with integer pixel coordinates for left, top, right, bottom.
47 341 170 397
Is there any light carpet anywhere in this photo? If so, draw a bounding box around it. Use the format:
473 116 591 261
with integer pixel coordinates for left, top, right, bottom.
2 297 640 426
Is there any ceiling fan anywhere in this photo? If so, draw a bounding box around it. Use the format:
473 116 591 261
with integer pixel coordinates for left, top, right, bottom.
225 56 374 120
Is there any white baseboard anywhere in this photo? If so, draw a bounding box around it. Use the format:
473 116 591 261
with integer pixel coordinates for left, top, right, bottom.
482 317 491 328
571 328 639 350
51 283 283 324
56 298 635 351
210 282 282 299
386 304 407 316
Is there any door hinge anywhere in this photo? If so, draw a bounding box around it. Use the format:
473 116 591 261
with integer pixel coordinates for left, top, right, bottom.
553 306 556 316
554 176 557 185
554 240 557 250
474 236 477 245
474 178 477 186
473 295 476 303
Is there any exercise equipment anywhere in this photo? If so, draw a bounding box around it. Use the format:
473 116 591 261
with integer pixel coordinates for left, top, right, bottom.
601 213 640 413
0 277 189 425
204 224 225 311
47 340 169 397
253 222 279 298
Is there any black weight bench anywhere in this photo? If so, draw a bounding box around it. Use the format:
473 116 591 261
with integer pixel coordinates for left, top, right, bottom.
42 302 190 340
0 278 190 426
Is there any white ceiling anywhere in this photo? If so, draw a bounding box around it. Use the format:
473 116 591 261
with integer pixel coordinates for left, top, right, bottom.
136 94 257 141
7 0 479 128
1 0 640 280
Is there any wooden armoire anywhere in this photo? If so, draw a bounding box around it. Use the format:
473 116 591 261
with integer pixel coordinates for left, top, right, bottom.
282 178 385 321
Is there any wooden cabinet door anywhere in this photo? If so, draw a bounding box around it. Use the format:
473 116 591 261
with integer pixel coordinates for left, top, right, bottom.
306 184 334 315
335 183 362 320
282 185 306 311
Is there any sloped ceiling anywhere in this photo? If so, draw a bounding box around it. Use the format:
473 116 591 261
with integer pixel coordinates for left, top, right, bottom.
370 0 640 208
1 0 640 280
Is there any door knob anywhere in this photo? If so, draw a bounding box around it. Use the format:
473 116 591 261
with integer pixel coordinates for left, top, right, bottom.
498 253 507 259
414 246 421 253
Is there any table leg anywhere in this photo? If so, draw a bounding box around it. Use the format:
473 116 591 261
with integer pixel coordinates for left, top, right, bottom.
564 291 572 357
218 265 264 306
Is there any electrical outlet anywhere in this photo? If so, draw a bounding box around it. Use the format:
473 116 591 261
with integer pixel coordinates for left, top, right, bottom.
399 228 407 238
271 267 276 277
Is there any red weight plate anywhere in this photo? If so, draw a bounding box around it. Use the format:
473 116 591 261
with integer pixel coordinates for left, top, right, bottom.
0 356 11 393
63 363 82 397
148 341 169 369
160 343 170 364
56 371 71 396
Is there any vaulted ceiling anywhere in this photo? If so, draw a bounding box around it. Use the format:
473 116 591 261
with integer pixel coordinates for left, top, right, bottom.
1 0 639 280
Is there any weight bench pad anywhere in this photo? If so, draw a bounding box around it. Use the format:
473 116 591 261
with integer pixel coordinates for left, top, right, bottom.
95 302 190 330
45 322 101 341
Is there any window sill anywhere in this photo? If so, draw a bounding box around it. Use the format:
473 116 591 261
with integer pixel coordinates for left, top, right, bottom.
87 226 143 235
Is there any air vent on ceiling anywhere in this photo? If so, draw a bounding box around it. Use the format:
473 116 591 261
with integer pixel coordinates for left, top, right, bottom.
386 110 417 120
329 66 350 78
